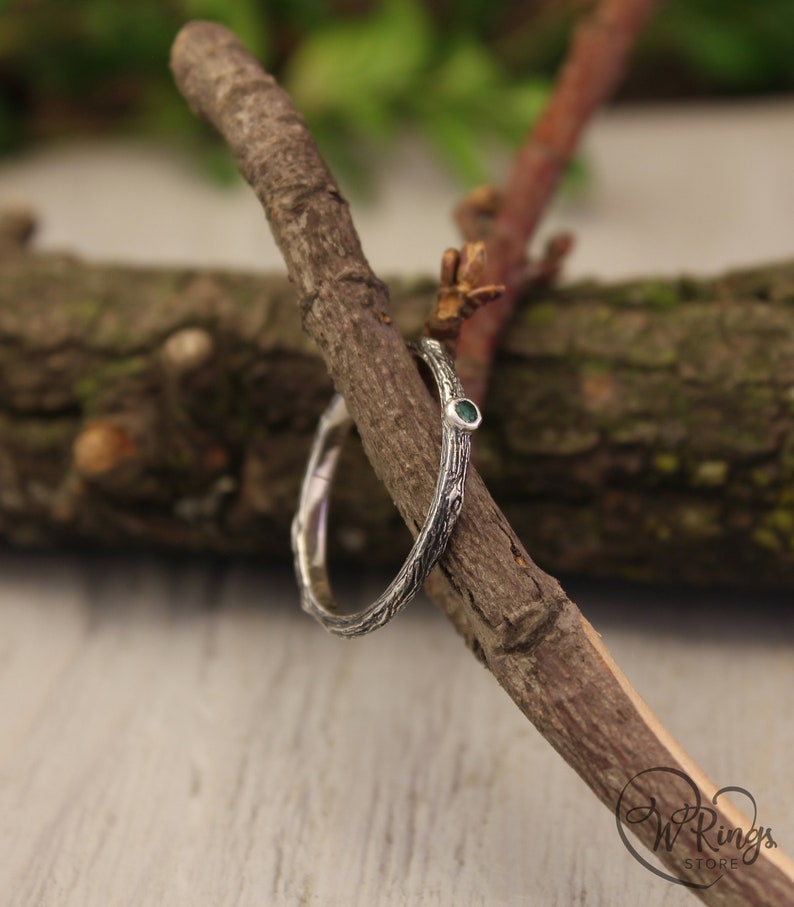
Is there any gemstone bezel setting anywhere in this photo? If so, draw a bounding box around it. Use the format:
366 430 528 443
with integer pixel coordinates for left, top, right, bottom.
444 397 482 432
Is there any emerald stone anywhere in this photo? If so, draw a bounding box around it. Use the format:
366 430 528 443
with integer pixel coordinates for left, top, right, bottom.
454 399 479 424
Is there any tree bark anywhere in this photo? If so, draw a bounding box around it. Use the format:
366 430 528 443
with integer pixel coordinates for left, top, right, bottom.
167 22 794 904
1 244 793 588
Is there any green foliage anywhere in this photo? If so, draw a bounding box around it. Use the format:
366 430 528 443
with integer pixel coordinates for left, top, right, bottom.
0 0 550 188
1 0 794 187
643 0 794 92
414 38 548 183
284 1 549 187
286 0 433 121
0 2 268 140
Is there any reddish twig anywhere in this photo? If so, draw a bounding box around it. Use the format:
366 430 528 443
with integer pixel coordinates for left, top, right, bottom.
456 0 660 405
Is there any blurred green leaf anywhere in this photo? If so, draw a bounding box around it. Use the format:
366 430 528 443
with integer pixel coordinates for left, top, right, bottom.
284 0 433 119
3 0 794 193
413 38 549 185
418 109 490 187
267 0 333 31
199 142 240 184
485 80 549 145
426 37 502 100
0 96 22 154
82 1 175 66
134 80 202 136
683 25 760 85
307 117 378 198
643 0 794 92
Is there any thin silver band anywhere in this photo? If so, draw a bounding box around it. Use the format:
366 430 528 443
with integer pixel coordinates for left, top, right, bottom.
291 336 481 638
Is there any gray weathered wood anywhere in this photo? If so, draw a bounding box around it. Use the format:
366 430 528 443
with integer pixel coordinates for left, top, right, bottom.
0 553 790 906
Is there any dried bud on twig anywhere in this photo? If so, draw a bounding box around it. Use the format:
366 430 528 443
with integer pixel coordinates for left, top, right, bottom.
423 241 505 355
454 185 503 242
525 232 575 289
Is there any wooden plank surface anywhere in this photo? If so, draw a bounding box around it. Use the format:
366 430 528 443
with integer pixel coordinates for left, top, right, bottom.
0 551 791 905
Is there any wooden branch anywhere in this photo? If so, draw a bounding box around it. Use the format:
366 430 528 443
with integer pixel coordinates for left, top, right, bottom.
457 0 661 405
170 22 794 903
2 245 794 589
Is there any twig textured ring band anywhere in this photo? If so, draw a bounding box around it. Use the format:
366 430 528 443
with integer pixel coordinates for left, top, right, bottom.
292 337 481 637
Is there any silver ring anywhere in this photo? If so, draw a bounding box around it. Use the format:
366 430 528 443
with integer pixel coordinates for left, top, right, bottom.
291 336 481 638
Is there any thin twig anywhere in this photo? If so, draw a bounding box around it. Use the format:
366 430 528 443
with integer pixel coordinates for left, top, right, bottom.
171 23 794 903
456 0 661 406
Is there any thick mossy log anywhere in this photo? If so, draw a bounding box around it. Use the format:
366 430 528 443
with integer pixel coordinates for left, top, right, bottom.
1 248 793 587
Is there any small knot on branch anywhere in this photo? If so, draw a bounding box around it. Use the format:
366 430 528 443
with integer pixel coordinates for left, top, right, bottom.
525 232 575 290
73 420 143 487
161 326 215 376
454 185 503 242
0 204 37 256
423 241 505 356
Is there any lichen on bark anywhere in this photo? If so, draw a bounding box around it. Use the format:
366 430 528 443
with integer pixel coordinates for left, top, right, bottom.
1 245 793 587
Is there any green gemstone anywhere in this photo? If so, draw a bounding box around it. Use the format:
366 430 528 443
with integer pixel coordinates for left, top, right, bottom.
454 399 479 424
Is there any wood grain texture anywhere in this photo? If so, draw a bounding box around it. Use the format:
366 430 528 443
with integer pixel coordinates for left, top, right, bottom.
0 553 791 906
